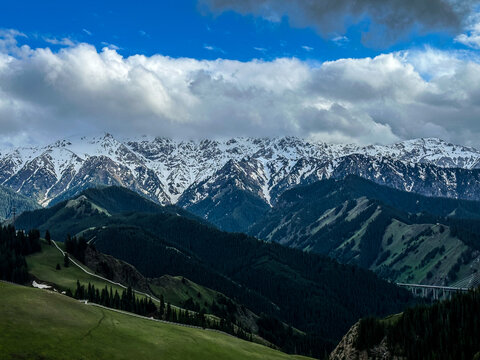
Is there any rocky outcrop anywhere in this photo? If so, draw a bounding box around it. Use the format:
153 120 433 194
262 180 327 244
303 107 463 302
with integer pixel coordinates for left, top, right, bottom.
84 246 149 293
329 322 402 360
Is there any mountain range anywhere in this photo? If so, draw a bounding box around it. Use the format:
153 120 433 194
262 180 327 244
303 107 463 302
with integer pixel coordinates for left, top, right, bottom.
249 175 480 287
3 134 480 232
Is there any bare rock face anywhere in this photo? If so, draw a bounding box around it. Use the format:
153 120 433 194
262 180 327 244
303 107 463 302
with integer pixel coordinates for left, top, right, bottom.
84 246 150 293
329 322 402 360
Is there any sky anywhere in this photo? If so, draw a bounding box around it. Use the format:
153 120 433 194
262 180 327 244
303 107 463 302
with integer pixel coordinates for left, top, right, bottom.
1 0 480 147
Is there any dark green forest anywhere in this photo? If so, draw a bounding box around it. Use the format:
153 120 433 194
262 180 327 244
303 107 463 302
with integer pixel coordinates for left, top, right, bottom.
86 212 413 348
356 288 480 360
0 226 41 283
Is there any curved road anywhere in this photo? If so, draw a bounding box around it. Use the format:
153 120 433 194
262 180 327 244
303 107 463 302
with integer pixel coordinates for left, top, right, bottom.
50 240 234 337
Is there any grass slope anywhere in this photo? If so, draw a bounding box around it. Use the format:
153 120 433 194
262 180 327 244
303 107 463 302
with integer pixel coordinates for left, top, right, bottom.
26 241 262 336
26 241 127 296
150 275 230 311
0 282 309 360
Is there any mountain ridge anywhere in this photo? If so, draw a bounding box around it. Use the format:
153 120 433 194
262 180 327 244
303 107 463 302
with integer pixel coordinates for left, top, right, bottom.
249 175 480 286
4 134 480 231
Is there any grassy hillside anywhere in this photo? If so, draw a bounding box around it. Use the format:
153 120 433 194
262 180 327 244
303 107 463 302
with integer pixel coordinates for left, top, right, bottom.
0 282 310 360
250 176 480 286
26 241 128 296
149 275 260 334
26 240 261 334
85 217 412 345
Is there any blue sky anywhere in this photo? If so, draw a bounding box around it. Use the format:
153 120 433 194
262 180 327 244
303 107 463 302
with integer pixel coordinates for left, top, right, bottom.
0 0 470 62
1 0 480 147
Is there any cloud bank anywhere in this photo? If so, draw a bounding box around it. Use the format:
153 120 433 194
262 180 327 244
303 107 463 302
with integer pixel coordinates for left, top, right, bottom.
201 0 479 46
1 30 480 147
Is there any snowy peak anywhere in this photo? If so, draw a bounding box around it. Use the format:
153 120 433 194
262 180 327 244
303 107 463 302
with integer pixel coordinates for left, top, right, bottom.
362 138 480 169
1 134 480 213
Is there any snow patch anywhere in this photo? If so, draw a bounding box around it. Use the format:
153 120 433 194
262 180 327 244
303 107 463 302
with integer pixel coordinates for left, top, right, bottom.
32 281 51 289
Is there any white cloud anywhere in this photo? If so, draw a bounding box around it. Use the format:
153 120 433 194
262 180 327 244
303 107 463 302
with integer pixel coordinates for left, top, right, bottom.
331 35 349 46
1 33 480 147
203 44 225 53
101 42 121 50
455 19 480 48
82 28 92 36
44 37 75 46
301 45 313 51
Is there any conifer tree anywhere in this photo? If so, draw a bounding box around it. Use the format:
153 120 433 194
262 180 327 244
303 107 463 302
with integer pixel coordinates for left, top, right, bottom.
166 303 172 321
64 253 70 267
160 294 165 315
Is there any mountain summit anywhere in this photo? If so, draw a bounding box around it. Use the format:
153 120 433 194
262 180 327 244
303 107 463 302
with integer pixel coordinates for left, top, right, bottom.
2 134 480 230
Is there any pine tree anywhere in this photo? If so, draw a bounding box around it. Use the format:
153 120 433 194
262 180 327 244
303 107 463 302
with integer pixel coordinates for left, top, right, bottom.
45 230 51 245
160 294 165 315
56 263 61 270
64 253 70 267
166 303 172 321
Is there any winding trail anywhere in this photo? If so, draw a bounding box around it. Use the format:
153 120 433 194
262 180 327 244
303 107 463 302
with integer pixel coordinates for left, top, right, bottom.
51 240 161 304
82 309 106 339
50 241 235 337
79 301 233 334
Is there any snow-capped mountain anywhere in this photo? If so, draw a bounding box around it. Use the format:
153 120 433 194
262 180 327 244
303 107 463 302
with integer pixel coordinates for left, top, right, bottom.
1 133 480 230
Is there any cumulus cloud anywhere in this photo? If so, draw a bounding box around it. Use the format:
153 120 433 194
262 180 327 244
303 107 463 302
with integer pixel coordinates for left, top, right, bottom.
1 31 480 147
456 15 480 48
100 42 121 50
200 0 479 46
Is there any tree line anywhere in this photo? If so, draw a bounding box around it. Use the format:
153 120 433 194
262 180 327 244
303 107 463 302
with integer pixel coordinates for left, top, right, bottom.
356 288 480 360
72 281 252 340
88 213 413 358
0 226 41 284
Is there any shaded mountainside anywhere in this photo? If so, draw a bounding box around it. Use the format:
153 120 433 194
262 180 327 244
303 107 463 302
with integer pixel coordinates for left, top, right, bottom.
0 185 39 221
4 134 480 232
250 176 480 286
14 186 201 239
14 186 414 354
177 159 271 232
176 152 480 232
